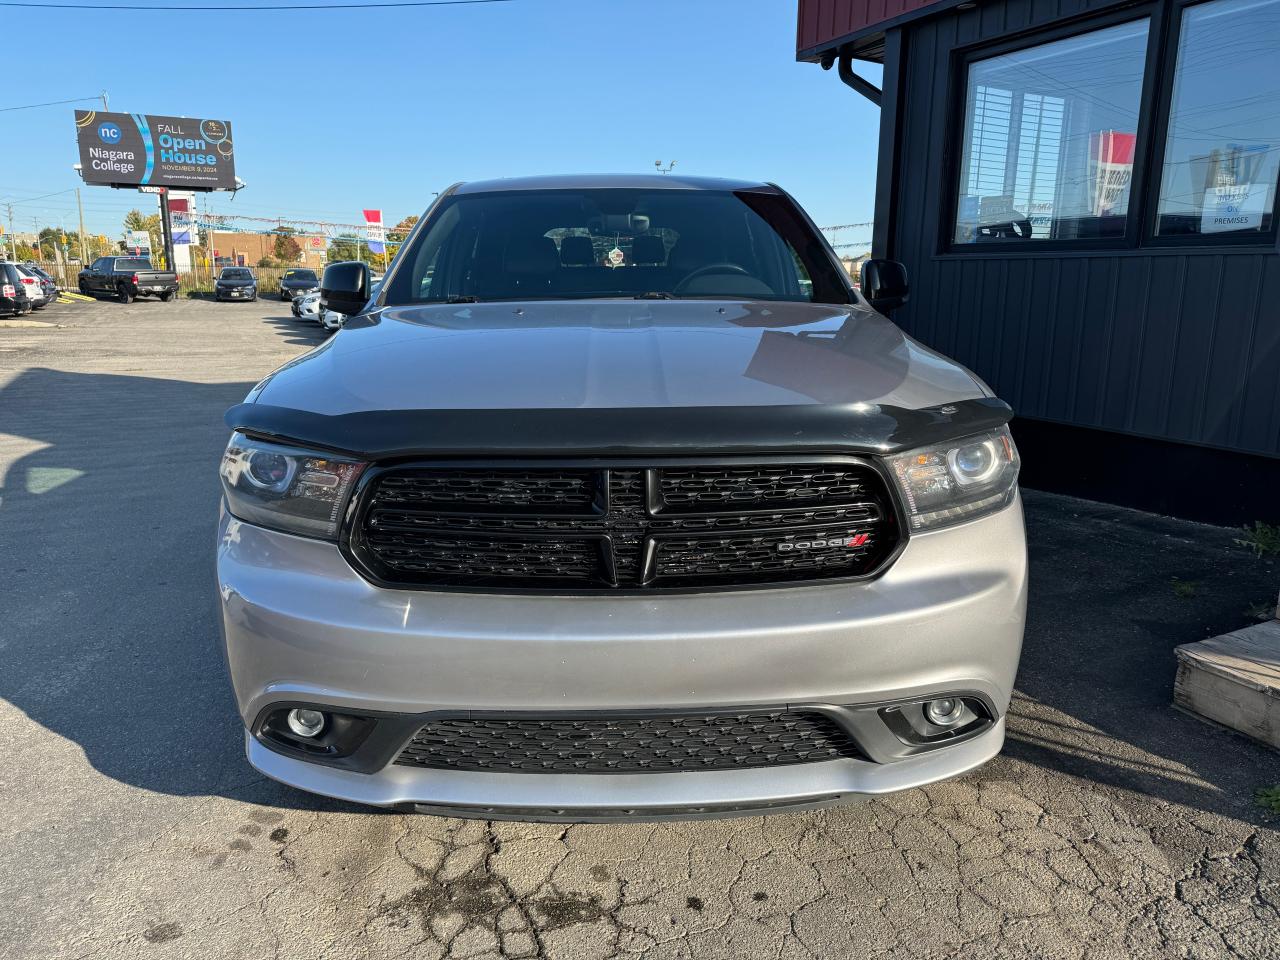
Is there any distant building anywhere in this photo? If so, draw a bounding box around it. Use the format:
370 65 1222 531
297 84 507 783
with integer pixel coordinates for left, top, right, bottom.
839 253 871 281
208 230 327 270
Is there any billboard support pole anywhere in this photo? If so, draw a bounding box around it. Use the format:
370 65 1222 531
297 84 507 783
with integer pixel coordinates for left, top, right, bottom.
156 191 175 272
76 188 88 265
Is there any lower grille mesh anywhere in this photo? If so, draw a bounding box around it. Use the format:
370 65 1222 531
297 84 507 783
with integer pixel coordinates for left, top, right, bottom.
394 711 863 773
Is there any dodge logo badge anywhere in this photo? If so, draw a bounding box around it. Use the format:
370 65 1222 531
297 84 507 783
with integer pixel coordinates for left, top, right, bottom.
777 533 870 552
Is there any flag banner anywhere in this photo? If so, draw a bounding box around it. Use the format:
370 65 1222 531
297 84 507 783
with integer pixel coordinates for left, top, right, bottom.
363 208 385 254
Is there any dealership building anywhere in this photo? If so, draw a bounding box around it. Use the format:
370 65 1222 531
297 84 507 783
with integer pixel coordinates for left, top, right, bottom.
797 0 1279 523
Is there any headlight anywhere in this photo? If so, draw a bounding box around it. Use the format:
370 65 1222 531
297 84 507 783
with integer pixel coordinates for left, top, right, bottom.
219 431 366 539
886 426 1019 531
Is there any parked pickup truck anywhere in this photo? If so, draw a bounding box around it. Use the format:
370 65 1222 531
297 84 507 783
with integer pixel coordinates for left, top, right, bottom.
78 256 179 303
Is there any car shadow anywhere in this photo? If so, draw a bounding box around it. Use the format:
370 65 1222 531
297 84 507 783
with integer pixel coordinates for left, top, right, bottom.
259 314 330 347
0 366 361 812
0 368 1277 819
1003 490 1280 822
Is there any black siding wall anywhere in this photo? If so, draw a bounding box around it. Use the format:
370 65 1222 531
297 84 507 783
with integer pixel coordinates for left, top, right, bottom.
880 0 1280 459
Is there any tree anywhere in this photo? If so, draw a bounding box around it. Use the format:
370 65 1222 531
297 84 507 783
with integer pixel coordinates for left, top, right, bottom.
123 209 163 257
274 227 302 263
326 233 361 262
38 227 70 261
389 215 418 242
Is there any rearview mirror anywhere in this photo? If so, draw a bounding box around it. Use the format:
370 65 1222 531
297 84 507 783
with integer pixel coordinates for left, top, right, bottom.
321 261 371 316
861 258 909 313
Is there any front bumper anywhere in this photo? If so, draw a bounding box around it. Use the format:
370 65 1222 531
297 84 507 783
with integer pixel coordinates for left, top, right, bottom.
217 495 1027 817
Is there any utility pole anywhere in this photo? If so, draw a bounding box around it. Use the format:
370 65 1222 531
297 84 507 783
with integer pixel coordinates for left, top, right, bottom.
76 188 88 265
4 202 16 261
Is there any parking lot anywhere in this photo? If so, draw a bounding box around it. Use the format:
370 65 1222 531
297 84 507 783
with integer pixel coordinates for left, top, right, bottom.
1 296 1278 960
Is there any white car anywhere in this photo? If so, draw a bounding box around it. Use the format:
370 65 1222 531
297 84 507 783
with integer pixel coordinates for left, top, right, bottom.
14 265 48 309
294 290 322 322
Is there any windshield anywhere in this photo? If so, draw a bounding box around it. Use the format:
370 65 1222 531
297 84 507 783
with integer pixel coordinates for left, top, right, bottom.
284 270 317 281
383 188 850 305
221 268 252 280
117 258 152 270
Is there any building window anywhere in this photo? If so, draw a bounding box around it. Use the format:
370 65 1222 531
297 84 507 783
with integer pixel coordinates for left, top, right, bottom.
953 20 1150 243
1155 0 1280 238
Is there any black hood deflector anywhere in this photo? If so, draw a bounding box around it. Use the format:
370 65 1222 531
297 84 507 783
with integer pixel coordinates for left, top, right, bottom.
224 398 1013 460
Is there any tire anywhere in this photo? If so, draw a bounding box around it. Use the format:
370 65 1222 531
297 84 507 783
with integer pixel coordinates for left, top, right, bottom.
117 284 134 304
78 281 90 295
159 291 175 303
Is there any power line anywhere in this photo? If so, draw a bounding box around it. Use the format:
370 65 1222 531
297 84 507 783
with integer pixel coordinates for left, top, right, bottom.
3 188 78 205
0 93 107 112
0 0 511 8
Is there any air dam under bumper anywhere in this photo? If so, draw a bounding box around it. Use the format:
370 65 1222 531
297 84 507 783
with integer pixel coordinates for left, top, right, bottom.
217 495 1026 817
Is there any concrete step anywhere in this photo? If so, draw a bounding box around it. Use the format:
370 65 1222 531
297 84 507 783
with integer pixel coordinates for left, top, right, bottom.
1175 618 1280 750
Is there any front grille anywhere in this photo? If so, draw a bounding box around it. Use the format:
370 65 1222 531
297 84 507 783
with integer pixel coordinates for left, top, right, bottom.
394 711 864 773
658 466 868 511
350 460 898 590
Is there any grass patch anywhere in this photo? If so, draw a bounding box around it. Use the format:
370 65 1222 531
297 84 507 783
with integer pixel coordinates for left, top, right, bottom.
1245 600 1276 621
1235 522 1280 559
1257 786 1280 814
1171 577 1198 599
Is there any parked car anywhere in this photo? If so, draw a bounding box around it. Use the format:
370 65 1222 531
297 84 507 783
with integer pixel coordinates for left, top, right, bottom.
21 264 60 304
278 268 319 301
77 256 179 303
13 264 49 309
214 267 258 302
318 279 379 332
1 262 33 316
293 290 321 321
218 174 1026 820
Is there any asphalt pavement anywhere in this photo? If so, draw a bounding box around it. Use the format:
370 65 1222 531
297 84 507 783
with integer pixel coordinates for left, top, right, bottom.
1 295 1278 960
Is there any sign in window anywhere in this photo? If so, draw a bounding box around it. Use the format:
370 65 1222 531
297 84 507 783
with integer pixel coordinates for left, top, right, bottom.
953 20 1150 243
1155 0 1280 238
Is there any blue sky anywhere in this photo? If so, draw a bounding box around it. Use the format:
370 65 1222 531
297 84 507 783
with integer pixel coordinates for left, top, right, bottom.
1 0 880 249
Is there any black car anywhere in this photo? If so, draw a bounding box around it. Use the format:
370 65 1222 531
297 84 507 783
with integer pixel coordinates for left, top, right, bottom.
278 268 319 301
215 267 259 302
1 263 34 316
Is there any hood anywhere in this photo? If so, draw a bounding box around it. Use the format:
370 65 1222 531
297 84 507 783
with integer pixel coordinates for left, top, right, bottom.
282 277 318 287
217 277 255 286
253 300 987 414
232 300 1006 458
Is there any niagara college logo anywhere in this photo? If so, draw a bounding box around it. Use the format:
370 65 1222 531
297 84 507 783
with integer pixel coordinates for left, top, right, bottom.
97 122 121 144
777 533 870 553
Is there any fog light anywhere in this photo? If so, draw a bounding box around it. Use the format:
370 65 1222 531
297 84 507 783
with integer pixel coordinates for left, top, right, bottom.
286 708 326 738
924 698 962 727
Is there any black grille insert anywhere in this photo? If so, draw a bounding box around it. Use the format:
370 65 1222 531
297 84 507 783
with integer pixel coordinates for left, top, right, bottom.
350 460 899 590
394 711 864 773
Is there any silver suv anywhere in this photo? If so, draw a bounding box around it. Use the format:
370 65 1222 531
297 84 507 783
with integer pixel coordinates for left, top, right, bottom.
217 175 1026 820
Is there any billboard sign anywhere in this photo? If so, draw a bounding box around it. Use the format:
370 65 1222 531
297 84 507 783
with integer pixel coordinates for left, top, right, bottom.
126 229 152 253
75 110 236 191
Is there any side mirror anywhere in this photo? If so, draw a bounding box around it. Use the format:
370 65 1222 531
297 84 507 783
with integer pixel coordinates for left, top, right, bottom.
861 258 909 312
321 261 371 316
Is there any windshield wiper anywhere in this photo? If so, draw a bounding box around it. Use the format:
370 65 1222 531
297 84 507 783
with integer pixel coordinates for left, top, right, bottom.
445 295 480 303
634 291 676 299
